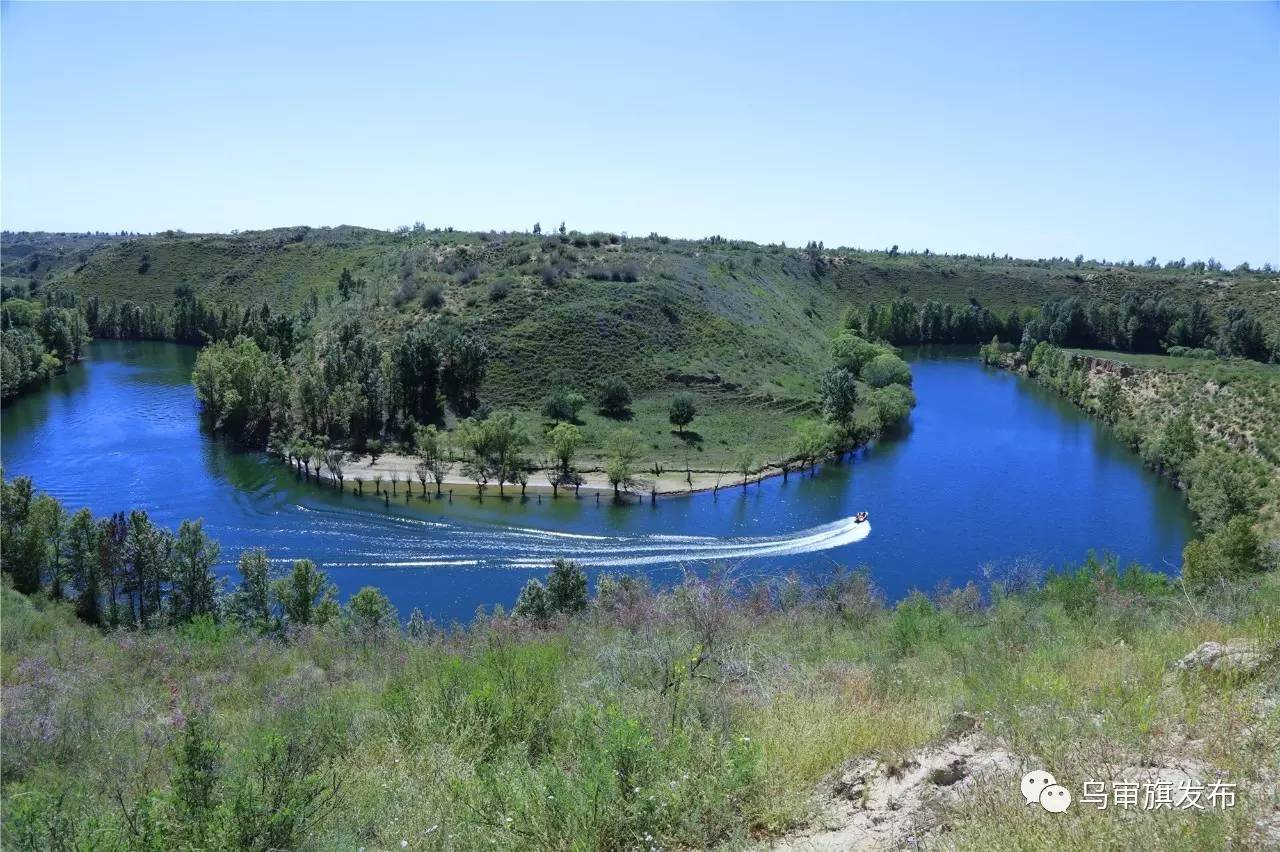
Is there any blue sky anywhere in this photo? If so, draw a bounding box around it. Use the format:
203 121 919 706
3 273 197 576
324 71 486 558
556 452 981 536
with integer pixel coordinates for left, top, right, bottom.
3 2 1277 265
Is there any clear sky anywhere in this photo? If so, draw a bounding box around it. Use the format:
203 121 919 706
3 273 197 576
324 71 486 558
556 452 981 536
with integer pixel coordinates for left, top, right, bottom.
2 1 1277 265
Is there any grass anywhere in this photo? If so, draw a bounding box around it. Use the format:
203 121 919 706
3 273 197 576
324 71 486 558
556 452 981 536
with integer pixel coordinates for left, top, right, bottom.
4 559 1278 851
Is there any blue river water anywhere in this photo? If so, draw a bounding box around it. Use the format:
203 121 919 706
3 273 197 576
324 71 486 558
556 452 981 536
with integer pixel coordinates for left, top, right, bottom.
1 341 1194 621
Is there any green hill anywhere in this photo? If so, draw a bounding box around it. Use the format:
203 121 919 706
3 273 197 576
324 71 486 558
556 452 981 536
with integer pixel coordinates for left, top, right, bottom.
4 227 1277 469
6 227 1278 404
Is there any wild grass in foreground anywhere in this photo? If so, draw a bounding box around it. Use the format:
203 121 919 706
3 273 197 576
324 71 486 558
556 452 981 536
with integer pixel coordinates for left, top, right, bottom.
3 555 1278 851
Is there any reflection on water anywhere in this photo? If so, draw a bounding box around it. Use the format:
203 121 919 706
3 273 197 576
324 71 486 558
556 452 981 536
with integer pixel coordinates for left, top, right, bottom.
1 341 1195 621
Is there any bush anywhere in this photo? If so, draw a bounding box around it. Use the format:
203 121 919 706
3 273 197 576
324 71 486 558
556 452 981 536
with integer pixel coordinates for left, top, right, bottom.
546 558 588 615
861 353 913 388
488 280 511 302
1182 516 1262 587
421 284 445 311
1186 446 1267 532
514 578 551 623
596 376 633 417
542 389 585 422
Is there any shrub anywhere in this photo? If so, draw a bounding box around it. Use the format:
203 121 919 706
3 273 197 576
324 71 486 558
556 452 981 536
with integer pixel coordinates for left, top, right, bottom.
546 558 588 615
542 389 584 422
861 353 913 388
488 280 511 301
1186 446 1267 532
1182 517 1261 587
421 284 445 311
596 376 633 417
514 578 551 623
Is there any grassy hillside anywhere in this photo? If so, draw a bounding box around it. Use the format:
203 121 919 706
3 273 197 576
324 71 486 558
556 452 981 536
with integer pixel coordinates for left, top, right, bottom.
4 559 1278 851
6 228 1279 408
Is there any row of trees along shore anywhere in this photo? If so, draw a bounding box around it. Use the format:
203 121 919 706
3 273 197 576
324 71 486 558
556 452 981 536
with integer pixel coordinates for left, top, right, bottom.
0 470 593 637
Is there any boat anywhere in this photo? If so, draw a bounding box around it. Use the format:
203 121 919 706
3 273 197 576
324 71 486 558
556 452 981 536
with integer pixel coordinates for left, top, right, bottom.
854 511 869 524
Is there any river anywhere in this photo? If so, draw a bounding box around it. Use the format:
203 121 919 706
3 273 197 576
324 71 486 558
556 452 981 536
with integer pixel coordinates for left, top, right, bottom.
1 340 1194 621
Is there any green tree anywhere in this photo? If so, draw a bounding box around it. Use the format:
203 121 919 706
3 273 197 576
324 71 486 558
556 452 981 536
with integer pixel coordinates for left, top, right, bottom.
1186 446 1267 533
415 424 450 495
820 367 859 423
67 508 101 625
513 578 551 623
273 559 337 627
605 428 642 496
1156 413 1197 475
791 421 833 470
546 558 588 615
596 376 633 418
230 548 273 630
735 450 755 488
547 421 583 497
1095 374 1125 423
1182 516 1262 587
170 519 222 624
830 333 887 375
345 586 398 644
192 336 288 446
861 353 912 388
668 392 697 434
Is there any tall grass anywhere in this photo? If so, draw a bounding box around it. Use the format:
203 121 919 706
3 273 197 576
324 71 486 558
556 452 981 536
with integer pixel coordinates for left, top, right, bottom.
3 560 1278 850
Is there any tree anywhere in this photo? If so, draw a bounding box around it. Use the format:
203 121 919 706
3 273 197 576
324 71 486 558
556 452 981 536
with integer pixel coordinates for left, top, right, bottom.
406 607 429 639
547 421 583 497
820 367 859 423
125 510 172 629
442 333 488 414
1095 374 1125 423
230 548 273 631
735 450 755 488
791 421 833 470
392 324 444 423
861 353 912 388
830 333 887 375
542 389 585 422
415 424 449 495
67 508 101 625
273 559 337 627
170 519 222 624
345 586 398 644
485 411 531 498
192 336 288 446
668 392 697 434
1217 307 1267 360
513 578 551 623
323 448 345 490
1183 516 1262 587
596 376 633 418
605 428 642 496
546 558 588 615
457 417 493 500
1155 413 1197 475
1186 446 1267 533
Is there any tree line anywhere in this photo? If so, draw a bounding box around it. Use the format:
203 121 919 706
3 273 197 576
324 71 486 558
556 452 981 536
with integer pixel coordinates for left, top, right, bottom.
845 292 1276 363
0 292 89 401
0 472 602 643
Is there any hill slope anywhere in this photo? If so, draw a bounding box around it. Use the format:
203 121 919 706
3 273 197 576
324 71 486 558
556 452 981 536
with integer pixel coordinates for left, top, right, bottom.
4 226 1277 414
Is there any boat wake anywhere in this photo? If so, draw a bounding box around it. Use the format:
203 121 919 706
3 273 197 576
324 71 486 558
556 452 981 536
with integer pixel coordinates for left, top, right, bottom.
278 508 871 571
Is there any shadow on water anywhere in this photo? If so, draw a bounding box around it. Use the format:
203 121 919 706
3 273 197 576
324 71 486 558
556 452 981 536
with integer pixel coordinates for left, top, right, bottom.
1 341 1195 622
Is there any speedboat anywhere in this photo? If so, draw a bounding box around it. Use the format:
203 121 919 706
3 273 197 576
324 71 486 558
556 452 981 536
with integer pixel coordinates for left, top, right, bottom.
854 511 869 524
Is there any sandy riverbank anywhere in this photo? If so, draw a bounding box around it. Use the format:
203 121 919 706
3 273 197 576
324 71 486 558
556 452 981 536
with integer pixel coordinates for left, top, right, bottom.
295 452 803 499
